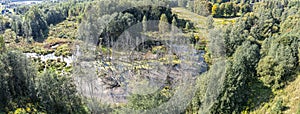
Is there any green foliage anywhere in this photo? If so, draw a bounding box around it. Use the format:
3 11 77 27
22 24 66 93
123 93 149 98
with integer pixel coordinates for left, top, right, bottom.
224 20 247 56
80 5 179 46
36 70 88 113
0 16 10 33
24 7 48 42
54 44 72 57
258 33 299 90
0 36 4 53
185 72 211 114
241 3 251 13
123 5 173 22
219 3 225 16
271 98 283 114
280 14 300 33
0 50 87 113
45 10 65 26
212 2 251 17
152 46 167 54
11 18 24 36
0 51 37 112
257 56 277 87
211 2 239 17
193 0 212 16
3 29 17 44
210 41 260 113
233 3 240 16
224 2 234 16
1 0 299 113
127 87 172 110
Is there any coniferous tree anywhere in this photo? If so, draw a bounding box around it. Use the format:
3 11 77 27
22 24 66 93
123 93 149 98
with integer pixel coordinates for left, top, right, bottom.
234 4 240 16
159 14 169 33
224 2 234 16
241 3 251 13
24 7 48 42
219 3 225 16
0 51 37 112
142 15 147 32
37 70 87 113
211 41 260 113
224 20 247 56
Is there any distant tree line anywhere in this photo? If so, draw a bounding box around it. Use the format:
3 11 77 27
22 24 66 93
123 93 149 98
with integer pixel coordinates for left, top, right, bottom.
177 0 261 17
79 2 192 47
3 1 87 42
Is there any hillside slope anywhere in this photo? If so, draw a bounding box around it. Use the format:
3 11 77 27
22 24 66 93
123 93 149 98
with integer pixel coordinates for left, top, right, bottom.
252 73 300 114
172 6 300 114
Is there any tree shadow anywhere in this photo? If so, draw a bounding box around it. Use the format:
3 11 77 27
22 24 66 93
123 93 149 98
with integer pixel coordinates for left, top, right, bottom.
248 79 274 111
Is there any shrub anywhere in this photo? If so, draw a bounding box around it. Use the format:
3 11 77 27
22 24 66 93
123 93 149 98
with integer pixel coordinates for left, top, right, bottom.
271 98 283 114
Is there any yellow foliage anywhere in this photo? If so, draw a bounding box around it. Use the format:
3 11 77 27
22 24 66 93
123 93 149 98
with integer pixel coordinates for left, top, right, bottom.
212 4 218 16
26 107 31 112
194 35 200 41
152 46 166 54
13 108 26 114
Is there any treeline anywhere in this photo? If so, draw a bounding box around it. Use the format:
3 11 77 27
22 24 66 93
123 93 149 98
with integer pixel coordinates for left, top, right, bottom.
2 1 87 42
187 0 299 113
79 0 191 46
177 0 280 17
3 0 188 43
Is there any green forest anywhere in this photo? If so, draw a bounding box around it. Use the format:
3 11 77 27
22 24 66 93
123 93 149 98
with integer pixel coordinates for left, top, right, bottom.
0 0 299 113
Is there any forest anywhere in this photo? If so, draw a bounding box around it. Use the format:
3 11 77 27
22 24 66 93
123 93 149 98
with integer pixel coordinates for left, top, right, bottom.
0 0 299 113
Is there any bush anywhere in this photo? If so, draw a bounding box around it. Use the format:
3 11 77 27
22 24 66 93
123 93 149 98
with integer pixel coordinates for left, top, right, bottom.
152 46 166 54
271 98 283 114
36 70 88 113
55 44 71 57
